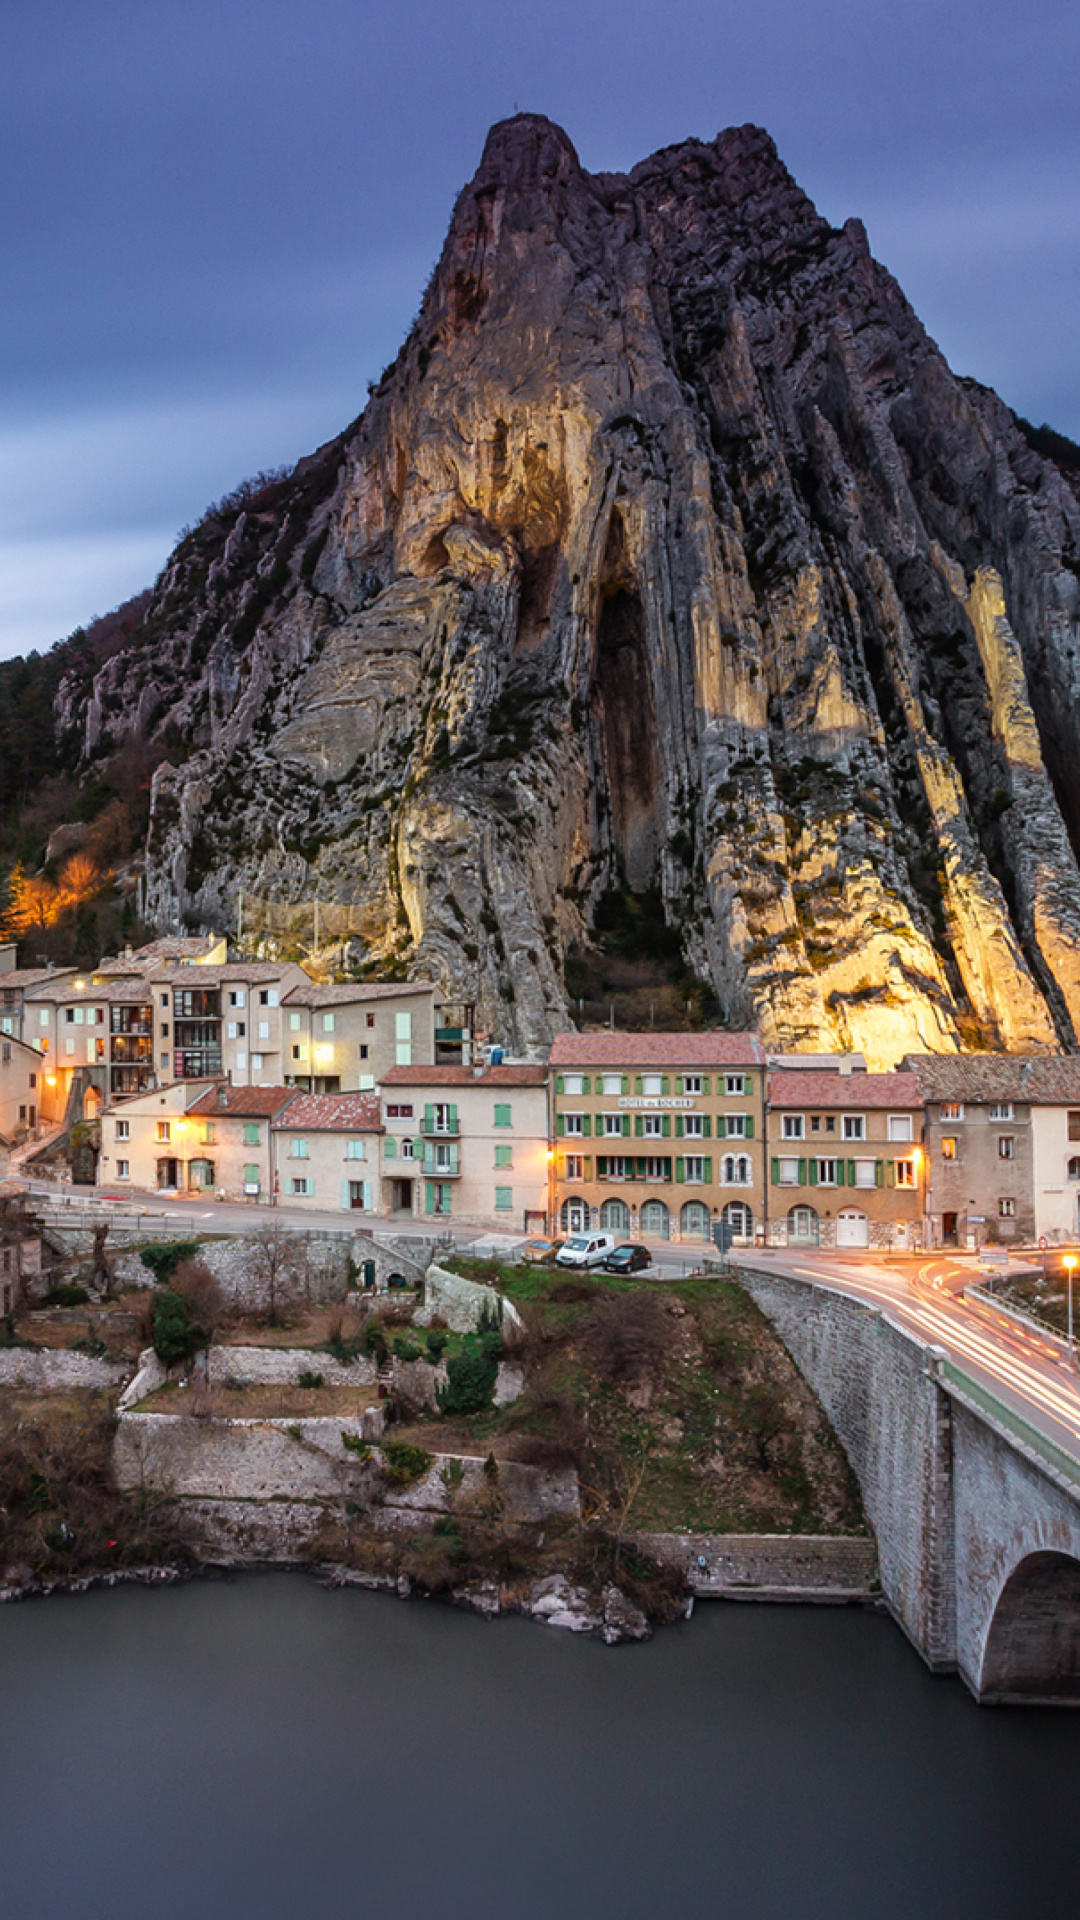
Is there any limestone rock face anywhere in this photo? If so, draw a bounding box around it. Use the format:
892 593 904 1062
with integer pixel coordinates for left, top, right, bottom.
57 116 1080 1062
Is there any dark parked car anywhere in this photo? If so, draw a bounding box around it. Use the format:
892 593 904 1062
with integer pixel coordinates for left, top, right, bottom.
602 1243 653 1274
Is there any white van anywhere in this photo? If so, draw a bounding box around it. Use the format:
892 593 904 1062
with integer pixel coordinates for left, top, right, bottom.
555 1232 617 1269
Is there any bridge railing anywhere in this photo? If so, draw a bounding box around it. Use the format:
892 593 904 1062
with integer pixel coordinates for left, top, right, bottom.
939 1356 1080 1493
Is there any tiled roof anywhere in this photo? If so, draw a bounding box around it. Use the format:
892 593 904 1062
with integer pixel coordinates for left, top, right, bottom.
282 981 439 1006
149 963 303 985
379 1064 547 1086
769 1071 922 1109
902 1054 1080 1105
25 979 155 1005
766 1052 868 1073
549 1032 764 1068
271 1092 383 1131
1 968 78 989
188 1084 298 1119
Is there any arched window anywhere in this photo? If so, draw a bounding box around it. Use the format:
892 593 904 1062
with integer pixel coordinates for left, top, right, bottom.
721 1201 753 1242
600 1198 631 1234
188 1158 216 1190
788 1205 819 1244
560 1196 590 1234
640 1198 670 1241
680 1200 711 1240
1068 1158 1080 1182
722 1155 750 1185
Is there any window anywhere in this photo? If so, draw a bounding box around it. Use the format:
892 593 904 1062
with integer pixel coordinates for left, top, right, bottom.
941 1102 964 1122
386 1104 414 1119
346 1139 365 1160
888 1115 913 1142
289 1012 302 1031
600 1156 628 1180
842 1115 865 1141
40 1009 49 1025
357 1077 375 1093
322 1012 335 1032
236 1052 247 1070
817 1158 838 1185
855 1160 877 1188
202 1123 216 1146
359 1045 368 1060
494 1187 513 1211
998 1198 1016 1218
603 1113 623 1136
941 1137 957 1160
725 1115 747 1138
722 1155 751 1184
998 1136 1015 1160
292 1045 303 1060
160 994 169 1009
642 1074 663 1096
252 1055 263 1070
395 1011 412 1067
645 1156 670 1180
563 1113 584 1136
782 1115 804 1139
258 1022 269 1041
894 1159 917 1187
1069 1112 1080 1142
260 990 279 1008
242 1126 260 1147
643 1113 663 1137
161 1023 170 1038
564 1154 584 1180
401 1139 414 1160
428 1182 452 1216
563 1074 584 1096
810 1116 821 1133
116 1160 130 1179
229 990 246 1008
366 1012 375 1029
778 1157 800 1185
683 1114 704 1138
682 1074 702 1095
683 1155 705 1183
115 1120 130 1141
725 1075 746 1096
494 1144 512 1169
160 1053 169 1069
289 1139 309 1159
156 1122 170 1142
493 1103 512 1128
602 1074 623 1095
65 1037 75 1055
989 1103 1013 1122
290 1177 313 1197
226 1021 245 1039
1068 1157 1080 1181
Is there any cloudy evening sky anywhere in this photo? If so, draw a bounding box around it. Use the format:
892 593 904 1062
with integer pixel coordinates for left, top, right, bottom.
1 0 1078 660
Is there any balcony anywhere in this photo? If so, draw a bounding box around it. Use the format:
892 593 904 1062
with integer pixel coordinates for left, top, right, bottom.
420 1116 460 1139
421 1146 461 1178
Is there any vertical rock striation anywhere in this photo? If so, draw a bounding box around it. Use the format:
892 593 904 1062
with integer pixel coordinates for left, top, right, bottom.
56 116 1080 1063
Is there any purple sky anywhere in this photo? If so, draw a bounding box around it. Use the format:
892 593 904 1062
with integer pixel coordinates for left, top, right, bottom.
2 0 1077 660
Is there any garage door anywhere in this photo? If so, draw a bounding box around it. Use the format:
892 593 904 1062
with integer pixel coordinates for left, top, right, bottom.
836 1209 869 1249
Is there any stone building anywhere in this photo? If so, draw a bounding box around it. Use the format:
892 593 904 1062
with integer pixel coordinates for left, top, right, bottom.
97 1079 295 1198
269 1091 383 1212
549 1033 765 1244
904 1054 1080 1247
378 1063 549 1229
766 1070 924 1249
279 981 446 1093
0 1029 59 1143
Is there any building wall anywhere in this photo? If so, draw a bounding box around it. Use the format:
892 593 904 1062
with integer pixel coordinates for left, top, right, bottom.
551 1065 764 1242
923 1099 1034 1246
766 1103 923 1248
0 1034 56 1138
273 1124 381 1212
1030 1106 1080 1242
282 988 439 1092
97 1082 218 1191
382 1081 549 1228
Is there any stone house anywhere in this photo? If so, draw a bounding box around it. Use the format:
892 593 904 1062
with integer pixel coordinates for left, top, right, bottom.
0 1029 59 1142
98 1080 293 1197
904 1054 1080 1247
378 1064 549 1228
279 982 445 1093
269 1092 384 1212
766 1070 924 1249
549 1033 766 1245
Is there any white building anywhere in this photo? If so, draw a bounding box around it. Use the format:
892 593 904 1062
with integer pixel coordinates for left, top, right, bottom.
378 1064 549 1228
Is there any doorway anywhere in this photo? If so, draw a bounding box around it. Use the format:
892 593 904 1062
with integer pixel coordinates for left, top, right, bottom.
943 1211 959 1247
836 1209 869 1249
392 1179 414 1213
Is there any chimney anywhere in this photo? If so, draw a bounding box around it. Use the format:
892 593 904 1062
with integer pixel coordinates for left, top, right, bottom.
217 1084 229 1110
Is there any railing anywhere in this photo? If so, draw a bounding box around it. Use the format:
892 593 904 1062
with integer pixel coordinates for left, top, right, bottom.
420 1148 461 1177
938 1356 1080 1492
419 1118 460 1139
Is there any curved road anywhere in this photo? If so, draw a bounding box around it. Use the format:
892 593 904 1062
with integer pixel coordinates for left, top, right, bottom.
730 1247 1080 1468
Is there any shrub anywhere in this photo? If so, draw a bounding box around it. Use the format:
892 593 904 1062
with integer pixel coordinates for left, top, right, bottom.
138 1241 200 1287
171 1259 223 1346
393 1335 422 1363
425 1329 448 1363
436 1346 499 1417
43 1284 90 1308
298 1370 324 1389
580 1291 669 1388
383 1441 433 1489
341 1432 370 1459
151 1290 192 1368
360 1319 388 1362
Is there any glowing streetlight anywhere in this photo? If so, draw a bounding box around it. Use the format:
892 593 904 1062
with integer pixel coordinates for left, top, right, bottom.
1064 1253 1077 1366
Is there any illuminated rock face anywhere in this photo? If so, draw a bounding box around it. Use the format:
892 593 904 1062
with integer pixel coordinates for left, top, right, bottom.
60 116 1080 1063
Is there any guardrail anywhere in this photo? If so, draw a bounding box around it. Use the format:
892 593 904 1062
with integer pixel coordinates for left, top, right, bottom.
939 1356 1080 1493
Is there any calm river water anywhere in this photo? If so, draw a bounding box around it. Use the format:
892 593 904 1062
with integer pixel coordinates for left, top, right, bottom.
1 1575 1077 1919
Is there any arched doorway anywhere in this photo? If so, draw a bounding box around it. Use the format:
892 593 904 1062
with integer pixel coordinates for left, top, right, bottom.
560 1195 590 1234
600 1198 630 1234
680 1200 711 1240
980 1552 1080 1703
788 1206 818 1245
640 1198 669 1241
721 1201 754 1243
836 1208 869 1249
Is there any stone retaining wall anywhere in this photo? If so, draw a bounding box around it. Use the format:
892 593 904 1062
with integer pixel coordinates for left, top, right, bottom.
207 1345 378 1389
416 1264 524 1334
636 1532 878 1598
0 1346 128 1390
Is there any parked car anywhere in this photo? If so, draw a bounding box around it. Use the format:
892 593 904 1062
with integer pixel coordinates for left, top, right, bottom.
601 1243 653 1275
520 1238 560 1264
555 1232 617 1269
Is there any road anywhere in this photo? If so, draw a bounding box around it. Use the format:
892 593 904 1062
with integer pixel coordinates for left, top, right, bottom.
730 1247 1080 1468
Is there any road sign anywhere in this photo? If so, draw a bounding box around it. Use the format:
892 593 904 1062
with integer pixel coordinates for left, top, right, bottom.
1039 1235 1048 1251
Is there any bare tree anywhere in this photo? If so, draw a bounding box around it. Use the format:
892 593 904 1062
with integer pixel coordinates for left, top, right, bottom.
249 1221 303 1325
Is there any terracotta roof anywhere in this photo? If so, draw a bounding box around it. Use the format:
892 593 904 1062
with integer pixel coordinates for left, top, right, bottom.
769 1071 922 1109
549 1032 764 1068
282 981 439 1006
271 1092 383 1131
149 964 304 985
0 968 78 989
902 1054 1080 1105
25 979 155 1005
766 1052 868 1073
379 1064 547 1086
187 1084 297 1119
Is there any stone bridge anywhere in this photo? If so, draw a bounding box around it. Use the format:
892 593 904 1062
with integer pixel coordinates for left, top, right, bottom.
737 1265 1080 1705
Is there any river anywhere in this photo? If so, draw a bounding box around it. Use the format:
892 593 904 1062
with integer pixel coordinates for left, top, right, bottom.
0 1575 1077 1919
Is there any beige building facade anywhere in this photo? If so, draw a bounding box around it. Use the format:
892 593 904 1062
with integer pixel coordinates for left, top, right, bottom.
378 1065 549 1228
766 1071 924 1249
270 1092 383 1212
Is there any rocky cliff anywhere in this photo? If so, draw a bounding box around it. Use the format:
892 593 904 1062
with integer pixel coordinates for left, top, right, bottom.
55 115 1080 1063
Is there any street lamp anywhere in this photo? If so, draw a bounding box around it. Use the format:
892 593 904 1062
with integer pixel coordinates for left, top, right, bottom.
1064 1253 1077 1367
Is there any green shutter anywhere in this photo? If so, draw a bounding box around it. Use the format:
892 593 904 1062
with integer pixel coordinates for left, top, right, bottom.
702 1076 711 1095
557 1113 565 1136
448 1103 459 1130
622 1113 630 1137
582 1075 591 1094
798 1157 807 1185
556 1075 564 1095
597 1156 607 1178
886 1159 897 1187
582 1114 591 1137
744 1114 754 1139
716 1115 726 1139
808 1158 818 1186
845 1160 854 1187
621 1075 630 1095
635 1114 644 1137
425 1182 435 1215
675 1115 684 1138
837 1160 847 1187
875 1160 884 1187
771 1157 780 1184
702 1115 712 1138
637 1157 646 1177
662 1114 671 1138
676 1156 685 1183
661 1075 670 1095
635 1075 643 1095
341 1179 351 1211
703 1156 713 1183
424 1103 434 1132
384 1137 397 1157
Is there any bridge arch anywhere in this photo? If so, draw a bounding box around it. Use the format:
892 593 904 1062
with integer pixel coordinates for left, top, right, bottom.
979 1551 1080 1705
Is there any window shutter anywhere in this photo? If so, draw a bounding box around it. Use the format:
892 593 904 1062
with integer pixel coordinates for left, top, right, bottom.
808 1159 818 1186
635 1115 644 1137
621 1075 629 1095
556 1075 564 1095
798 1157 807 1185
702 1076 711 1094
635 1075 643 1095
675 1115 684 1138
582 1075 591 1094
557 1113 565 1137
675 1075 683 1095
425 1183 435 1215
341 1180 351 1211
448 1104 458 1131
622 1114 630 1137
661 1075 670 1095
716 1115 726 1140
744 1115 754 1139
662 1114 671 1138
702 1115 712 1138
676 1156 685 1183
582 1114 592 1137
362 1181 372 1210
597 1157 607 1179
875 1160 884 1187
704 1157 713 1183
771 1157 780 1184
583 1156 593 1180
844 1160 854 1187
424 1103 434 1131
886 1159 897 1187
